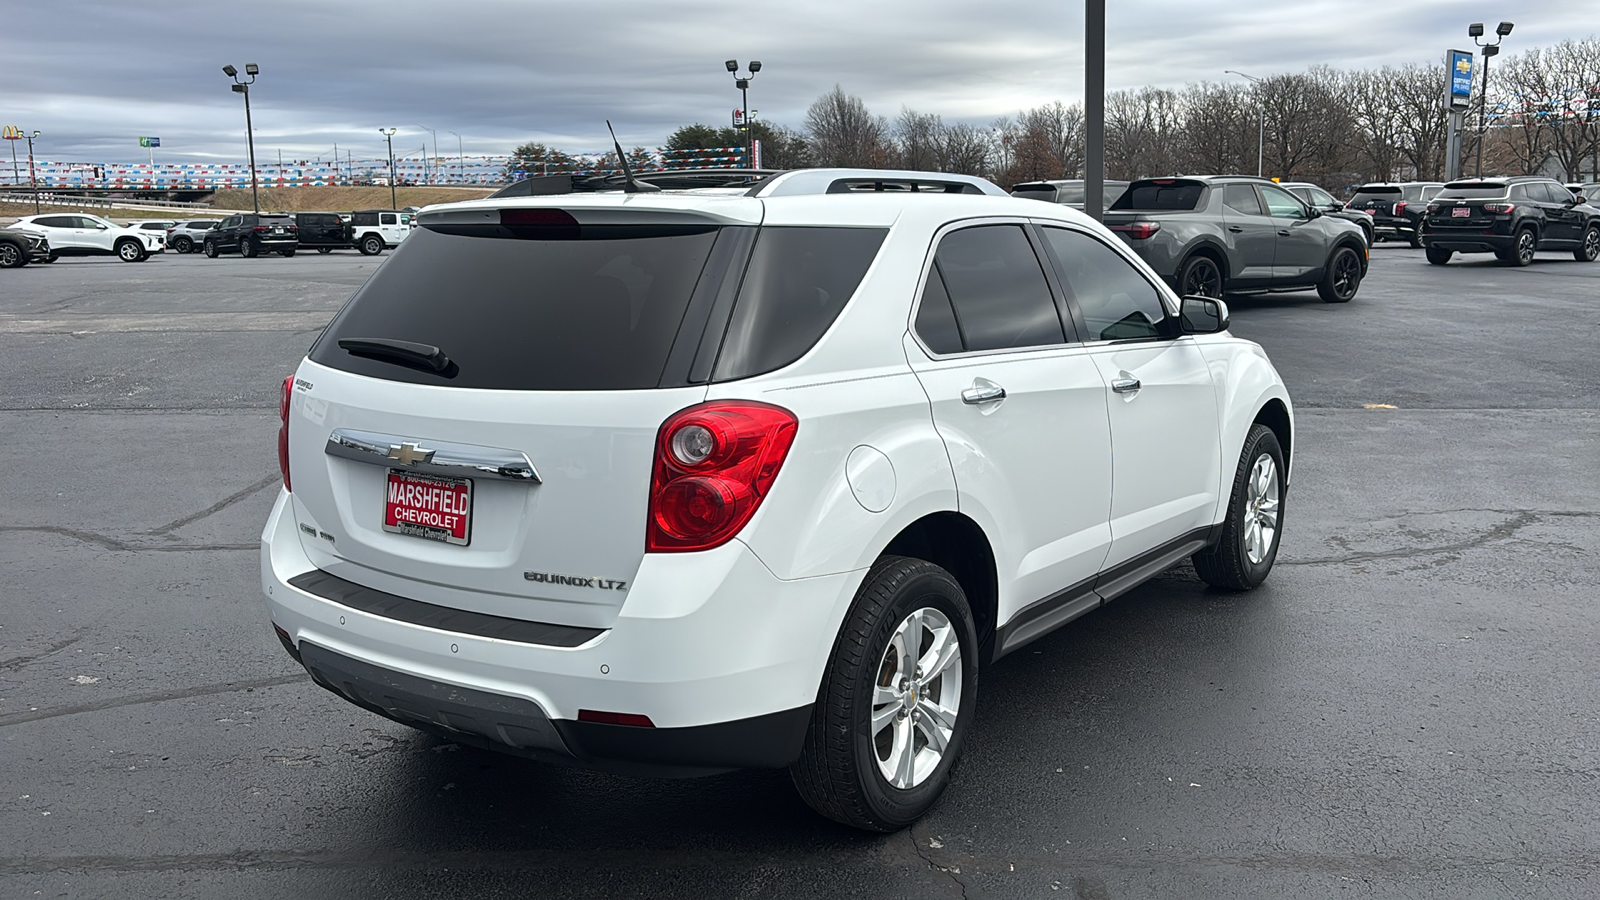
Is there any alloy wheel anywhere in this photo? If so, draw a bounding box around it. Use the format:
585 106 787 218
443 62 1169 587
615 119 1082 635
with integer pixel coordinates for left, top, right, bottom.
1518 231 1536 265
1184 259 1221 298
1243 454 1280 566
0 244 20 267
1332 251 1360 299
1584 228 1599 261
871 606 963 790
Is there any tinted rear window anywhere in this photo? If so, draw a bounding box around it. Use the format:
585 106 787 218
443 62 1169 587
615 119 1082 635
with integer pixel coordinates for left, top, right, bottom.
1110 181 1203 211
1011 184 1063 202
1352 186 1402 200
712 227 887 381
311 225 723 390
1437 184 1510 199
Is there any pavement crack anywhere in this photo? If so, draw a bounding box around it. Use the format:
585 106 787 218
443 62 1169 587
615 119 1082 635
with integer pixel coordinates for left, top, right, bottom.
149 474 279 535
0 525 253 553
0 674 306 728
1281 509 1594 567
909 822 972 899
0 635 83 673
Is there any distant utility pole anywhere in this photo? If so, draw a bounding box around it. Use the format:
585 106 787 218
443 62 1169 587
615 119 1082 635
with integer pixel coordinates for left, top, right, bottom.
1084 0 1105 221
380 128 398 208
448 131 464 184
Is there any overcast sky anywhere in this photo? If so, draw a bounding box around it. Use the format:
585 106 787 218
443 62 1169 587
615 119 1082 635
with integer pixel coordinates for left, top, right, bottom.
6 0 1597 164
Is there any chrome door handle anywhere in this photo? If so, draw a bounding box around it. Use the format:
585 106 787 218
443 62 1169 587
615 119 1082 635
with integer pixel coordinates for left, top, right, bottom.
1111 377 1141 394
961 385 1006 404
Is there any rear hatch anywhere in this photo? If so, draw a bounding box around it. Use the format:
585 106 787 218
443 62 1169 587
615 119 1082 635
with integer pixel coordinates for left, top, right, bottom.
1426 183 1511 229
1350 186 1404 220
286 199 763 629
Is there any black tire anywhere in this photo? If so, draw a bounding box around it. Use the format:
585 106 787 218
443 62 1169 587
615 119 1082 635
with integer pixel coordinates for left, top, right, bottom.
1425 246 1452 266
1193 423 1285 591
280 247 296 257
0 242 24 268
42 252 58 263
1407 231 1423 249
203 240 219 258
1505 227 1536 267
1177 254 1224 298
1317 245 1362 303
359 234 384 256
790 556 979 832
317 247 332 254
241 239 258 258
1575 224 1600 262
173 236 193 254
116 239 145 263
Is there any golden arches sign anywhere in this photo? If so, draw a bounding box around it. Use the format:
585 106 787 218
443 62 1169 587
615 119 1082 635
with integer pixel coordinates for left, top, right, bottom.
1 126 23 140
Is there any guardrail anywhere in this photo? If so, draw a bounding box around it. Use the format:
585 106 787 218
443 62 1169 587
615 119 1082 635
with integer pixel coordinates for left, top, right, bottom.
0 193 215 210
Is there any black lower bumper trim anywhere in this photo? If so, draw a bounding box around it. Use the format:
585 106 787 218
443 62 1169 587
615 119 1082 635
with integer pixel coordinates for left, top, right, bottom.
288 568 603 648
295 642 813 777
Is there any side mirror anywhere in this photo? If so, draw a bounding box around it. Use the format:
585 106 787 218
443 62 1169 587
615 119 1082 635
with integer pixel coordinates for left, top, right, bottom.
96 224 109 230
1331 200 1346 211
1306 207 1322 219
1180 296 1229 335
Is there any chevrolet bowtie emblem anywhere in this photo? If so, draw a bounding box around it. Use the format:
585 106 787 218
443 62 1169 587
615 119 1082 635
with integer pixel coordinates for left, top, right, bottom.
386 442 435 466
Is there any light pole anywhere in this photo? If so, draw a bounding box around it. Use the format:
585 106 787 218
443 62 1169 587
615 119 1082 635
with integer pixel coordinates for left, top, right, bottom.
1225 70 1265 178
379 128 398 208
447 130 464 184
724 59 761 169
222 63 261 213
25 129 40 214
1470 21 1514 179
417 125 437 184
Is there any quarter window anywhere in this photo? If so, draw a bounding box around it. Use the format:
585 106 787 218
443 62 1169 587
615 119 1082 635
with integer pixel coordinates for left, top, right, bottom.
930 225 1065 352
1260 185 1308 218
913 264 965 355
1039 227 1168 342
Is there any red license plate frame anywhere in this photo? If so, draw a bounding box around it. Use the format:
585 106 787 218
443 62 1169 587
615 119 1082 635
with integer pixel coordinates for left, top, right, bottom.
383 469 472 545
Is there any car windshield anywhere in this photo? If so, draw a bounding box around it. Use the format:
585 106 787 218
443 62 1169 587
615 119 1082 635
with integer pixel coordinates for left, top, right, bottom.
1437 184 1510 199
1110 181 1203 210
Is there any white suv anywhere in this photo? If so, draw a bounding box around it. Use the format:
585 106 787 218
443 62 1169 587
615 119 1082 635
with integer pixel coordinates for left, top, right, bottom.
10 213 165 261
262 169 1293 831
346 209 413 255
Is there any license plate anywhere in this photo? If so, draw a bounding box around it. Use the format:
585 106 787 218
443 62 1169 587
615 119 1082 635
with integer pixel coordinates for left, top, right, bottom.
1362 209 1376 215
1452 207 1470 217
273 227 284 233
384 469 472 545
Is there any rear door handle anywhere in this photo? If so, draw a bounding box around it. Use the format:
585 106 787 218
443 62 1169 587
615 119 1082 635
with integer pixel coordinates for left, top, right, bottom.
961 384 1006 404
1227 225 1244 233
1111 377 1141 394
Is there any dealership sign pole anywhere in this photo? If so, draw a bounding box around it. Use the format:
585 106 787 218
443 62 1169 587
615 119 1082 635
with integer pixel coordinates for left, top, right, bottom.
2 125 21 188
1444 49 1474 181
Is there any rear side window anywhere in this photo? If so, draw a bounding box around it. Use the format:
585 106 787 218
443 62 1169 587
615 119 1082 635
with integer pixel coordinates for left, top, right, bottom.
311 224 724 390
1111 181 1204 211
711 227 887 381
929 225 1064 352
1223 185 1262 215
381 213 397 225
350 212 378 226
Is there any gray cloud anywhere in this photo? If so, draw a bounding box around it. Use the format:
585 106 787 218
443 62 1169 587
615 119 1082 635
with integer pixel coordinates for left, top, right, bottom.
6 0 1596 164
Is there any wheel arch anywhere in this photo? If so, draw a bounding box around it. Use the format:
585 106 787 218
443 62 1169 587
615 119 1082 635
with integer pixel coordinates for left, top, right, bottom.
880 511 999 666
1180 239 1231 280
1252 398 1293 482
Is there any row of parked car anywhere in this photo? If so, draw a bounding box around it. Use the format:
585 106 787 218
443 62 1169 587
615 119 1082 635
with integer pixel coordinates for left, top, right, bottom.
0 209 416 267
1009 174 1600 301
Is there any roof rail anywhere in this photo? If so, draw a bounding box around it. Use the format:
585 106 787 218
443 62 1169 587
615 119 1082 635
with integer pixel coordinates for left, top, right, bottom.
748 169 1007 198
489 168 780 198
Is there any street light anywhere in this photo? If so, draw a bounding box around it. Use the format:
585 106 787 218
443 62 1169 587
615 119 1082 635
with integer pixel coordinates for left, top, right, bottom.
417 125 437 184
222 62 262 214
725 59 761 169
379 128 398 208
1470 21 1514 179
25 129 41 214
447 130 465 184
1225 70 1265 178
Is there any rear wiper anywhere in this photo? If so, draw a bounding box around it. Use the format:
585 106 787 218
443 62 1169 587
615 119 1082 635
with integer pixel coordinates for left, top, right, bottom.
337 337 454 375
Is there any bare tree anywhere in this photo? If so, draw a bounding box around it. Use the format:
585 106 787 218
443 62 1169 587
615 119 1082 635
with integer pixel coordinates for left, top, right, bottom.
1344 67 1411 183
939 122 991 176
891 108 942 170
1105 87 1182 179
805 86 890 168
1178 82 1257 176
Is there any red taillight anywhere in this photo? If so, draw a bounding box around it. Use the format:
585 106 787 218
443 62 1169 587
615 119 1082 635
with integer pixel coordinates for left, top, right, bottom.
253 225 269 232
1482 203 1515 214
1109 222 1161 239
646 401 798 552
577 710 655 727
278 374 293 491
1394 201 1408 216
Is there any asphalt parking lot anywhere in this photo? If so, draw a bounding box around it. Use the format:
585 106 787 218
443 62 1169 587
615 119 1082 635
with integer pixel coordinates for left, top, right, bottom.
2 243 1597 899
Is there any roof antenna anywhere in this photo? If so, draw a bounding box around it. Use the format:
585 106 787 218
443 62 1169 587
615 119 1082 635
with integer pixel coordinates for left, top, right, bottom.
607 121 660 193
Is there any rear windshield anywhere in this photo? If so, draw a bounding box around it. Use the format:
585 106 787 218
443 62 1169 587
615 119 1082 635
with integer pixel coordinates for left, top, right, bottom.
1352 186 1402 200
310 223 886 390
1110 181 1203 211
1437 184 1510 199
1012 184 1063 202
257 215 294 225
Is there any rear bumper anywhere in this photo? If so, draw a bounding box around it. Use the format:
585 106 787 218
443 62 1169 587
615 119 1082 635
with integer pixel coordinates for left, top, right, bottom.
260 489 855 774
1422 229 1513 254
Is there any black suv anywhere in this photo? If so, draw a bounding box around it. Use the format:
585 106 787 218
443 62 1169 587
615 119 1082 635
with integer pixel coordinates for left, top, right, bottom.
1422 177 1600 266
293 212 354 253
1348 182 1443 247
0 226 52 268
203 214 300 258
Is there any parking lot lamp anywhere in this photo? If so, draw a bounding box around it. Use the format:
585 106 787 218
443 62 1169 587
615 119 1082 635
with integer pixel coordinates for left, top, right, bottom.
223 63 261 214
1470 21 1514 179
380 128 398 208
725 60 761 169
1225 70 1265 178
417 125 437 184
25 130 40 214
448 131 465 184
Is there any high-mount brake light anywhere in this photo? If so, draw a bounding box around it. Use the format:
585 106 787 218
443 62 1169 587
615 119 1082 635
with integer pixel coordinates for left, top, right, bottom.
647 401 798 553
278 374 293 491
500 208 580 227
1482 203 1515 214
1109 222 1161 239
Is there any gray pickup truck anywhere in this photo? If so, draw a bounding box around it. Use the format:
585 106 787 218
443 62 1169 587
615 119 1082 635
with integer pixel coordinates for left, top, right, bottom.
1102 175 1370 303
